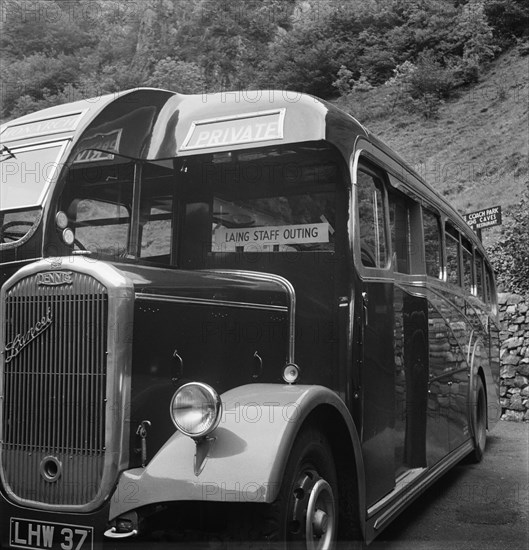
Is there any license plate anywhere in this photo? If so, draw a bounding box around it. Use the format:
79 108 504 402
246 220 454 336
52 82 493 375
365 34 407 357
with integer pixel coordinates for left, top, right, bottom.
10 518 93 550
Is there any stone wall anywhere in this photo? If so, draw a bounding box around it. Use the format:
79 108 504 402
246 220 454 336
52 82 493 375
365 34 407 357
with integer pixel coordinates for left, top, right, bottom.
498 293 529 421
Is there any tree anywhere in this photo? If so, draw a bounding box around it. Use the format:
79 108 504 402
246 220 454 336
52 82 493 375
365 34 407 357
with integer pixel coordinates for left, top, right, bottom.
0 0 96 58
0 0 523 120
484 0 529 45
146 58 206 94
456 0 498 65
1 53 81 118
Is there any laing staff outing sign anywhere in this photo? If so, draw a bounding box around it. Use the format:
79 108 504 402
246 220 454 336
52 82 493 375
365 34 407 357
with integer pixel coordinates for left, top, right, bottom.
213 223 329 251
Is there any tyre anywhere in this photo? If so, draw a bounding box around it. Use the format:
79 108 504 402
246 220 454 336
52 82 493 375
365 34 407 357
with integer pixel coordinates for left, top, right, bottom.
266 427 339 550
468 377 487 463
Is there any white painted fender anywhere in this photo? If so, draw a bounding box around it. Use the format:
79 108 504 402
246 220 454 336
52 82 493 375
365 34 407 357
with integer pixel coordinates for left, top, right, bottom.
109 384 364 521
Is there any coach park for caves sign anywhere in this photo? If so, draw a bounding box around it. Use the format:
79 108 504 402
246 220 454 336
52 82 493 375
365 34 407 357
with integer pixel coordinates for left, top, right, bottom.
463 206 502 235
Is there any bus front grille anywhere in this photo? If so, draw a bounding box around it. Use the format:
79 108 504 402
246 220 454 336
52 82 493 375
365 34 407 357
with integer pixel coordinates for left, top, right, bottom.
1 272 108 507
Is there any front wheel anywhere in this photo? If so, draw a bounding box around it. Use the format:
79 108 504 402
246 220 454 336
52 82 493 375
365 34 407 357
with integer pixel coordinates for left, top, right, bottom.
267 428 338 550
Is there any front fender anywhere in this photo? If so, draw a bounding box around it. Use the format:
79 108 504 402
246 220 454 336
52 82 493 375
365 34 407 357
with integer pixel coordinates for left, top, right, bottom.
110 384 363 520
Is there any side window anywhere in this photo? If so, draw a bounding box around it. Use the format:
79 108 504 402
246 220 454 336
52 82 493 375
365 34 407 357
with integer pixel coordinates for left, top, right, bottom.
475 253 485 299
140 205 173 263
445 224 460 286
74 199 130 257
389 191 411 274
423 209 442 278
462 237 473 292
485 264 495 306
138 159 177 265
357 169 388 268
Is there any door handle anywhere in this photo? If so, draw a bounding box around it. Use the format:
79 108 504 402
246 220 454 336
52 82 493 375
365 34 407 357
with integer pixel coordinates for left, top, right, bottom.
362 292 369 326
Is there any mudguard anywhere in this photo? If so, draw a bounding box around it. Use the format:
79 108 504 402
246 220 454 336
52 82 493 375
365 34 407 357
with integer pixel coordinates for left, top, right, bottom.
109 384 364 520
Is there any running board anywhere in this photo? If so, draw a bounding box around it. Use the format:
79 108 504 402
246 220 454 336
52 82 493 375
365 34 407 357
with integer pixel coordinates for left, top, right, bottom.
366 441 473 538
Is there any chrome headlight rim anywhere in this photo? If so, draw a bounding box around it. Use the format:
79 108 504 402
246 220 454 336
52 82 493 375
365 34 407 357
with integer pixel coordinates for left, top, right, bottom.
170 382 222 439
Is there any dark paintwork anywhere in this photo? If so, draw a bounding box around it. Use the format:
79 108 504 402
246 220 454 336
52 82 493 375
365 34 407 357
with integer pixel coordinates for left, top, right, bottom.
103 254 349 469
360 278 395 506
116 265 291 468
393 287 429 477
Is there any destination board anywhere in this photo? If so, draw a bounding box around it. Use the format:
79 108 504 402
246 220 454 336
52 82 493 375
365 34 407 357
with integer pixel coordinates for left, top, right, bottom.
73 129 123 163
1 112 84 142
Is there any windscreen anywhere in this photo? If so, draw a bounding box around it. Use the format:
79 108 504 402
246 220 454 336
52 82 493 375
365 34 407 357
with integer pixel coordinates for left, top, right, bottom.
178 142 341 268
0 142 66 247
58 150 136 258
0 142 66 210
56 142 344 267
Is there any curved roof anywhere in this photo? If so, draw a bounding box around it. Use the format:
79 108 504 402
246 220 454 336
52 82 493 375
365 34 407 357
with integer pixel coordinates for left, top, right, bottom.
59 88 368 162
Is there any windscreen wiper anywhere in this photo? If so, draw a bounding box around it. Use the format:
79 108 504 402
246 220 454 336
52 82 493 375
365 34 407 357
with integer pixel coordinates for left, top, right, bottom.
0 145 16 162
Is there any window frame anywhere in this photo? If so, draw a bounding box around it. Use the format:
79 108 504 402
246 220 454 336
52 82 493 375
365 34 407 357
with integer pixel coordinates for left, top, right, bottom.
461 235 473 293
388 188 412 275
422 207 444 280
473 250 485 300
72 197 132 258
444 222 461 287
354 161 391 274
484 262 497 313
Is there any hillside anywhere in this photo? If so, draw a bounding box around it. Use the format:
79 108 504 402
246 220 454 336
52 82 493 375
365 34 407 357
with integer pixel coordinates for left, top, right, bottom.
337 47 528 245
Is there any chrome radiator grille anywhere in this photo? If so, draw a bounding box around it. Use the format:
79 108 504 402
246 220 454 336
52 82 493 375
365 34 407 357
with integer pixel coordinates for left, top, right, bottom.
1 272 108 506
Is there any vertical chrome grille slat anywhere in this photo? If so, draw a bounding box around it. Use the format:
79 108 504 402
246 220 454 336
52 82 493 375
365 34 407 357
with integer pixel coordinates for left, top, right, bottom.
1 272 108 506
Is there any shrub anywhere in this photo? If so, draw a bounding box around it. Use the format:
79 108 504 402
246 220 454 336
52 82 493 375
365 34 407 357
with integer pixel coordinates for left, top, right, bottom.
487 193 529 295
408 51 455 99
450 57 480 87
385 53 453 118
333 66 355 96
410 93 444 119
333 67 373 96
519 41 529 56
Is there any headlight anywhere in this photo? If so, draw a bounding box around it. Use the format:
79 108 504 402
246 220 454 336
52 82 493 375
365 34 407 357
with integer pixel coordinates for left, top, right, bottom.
170 382 222 439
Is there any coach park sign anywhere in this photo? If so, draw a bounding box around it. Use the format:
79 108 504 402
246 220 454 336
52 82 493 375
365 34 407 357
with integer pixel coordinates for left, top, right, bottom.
463 205 502 237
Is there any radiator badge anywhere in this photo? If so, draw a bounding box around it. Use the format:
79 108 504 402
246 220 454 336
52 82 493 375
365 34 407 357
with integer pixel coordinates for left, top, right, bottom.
4 308 54 364
37 271 73 286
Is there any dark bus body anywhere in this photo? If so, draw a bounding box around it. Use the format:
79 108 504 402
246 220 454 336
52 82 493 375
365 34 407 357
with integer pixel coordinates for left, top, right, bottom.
0 89 500 549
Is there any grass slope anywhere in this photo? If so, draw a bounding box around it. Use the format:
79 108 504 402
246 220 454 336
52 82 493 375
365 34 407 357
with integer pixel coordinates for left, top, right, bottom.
336 47 528 244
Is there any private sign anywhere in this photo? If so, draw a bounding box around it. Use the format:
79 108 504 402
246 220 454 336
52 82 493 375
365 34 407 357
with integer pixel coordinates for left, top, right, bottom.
182 109 285 151
463 206 502 230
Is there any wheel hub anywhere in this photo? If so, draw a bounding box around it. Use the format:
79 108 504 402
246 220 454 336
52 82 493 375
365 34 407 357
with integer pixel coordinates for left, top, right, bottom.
290 470 336 550
312 508 329 536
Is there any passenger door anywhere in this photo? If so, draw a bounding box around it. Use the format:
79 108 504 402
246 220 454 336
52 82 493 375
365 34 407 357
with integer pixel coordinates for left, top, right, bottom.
353 164 395 507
